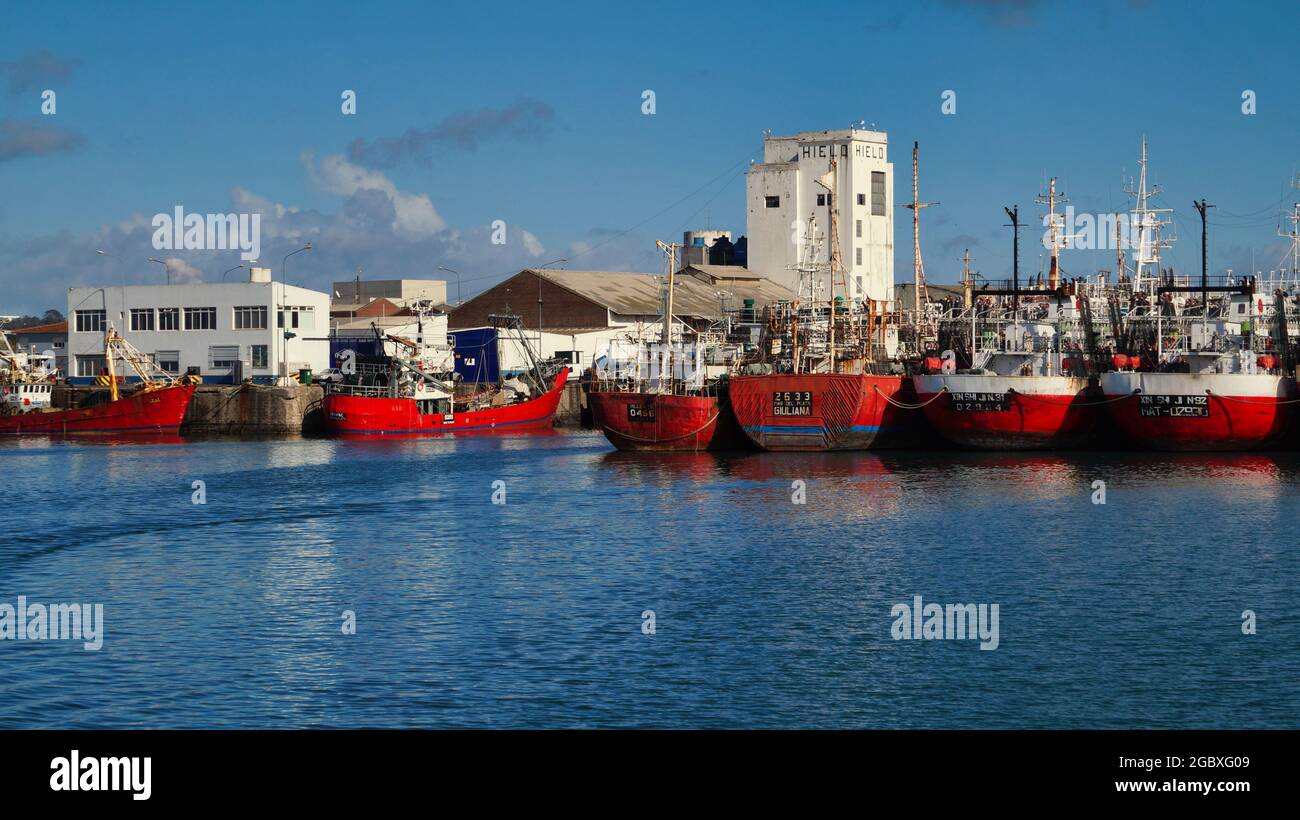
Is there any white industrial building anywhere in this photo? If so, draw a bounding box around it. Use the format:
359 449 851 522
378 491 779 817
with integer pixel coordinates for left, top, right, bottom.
746 127 895 303
66 268 331 384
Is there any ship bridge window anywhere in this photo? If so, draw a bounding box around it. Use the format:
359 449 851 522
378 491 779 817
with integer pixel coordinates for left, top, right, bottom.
764 196 780 208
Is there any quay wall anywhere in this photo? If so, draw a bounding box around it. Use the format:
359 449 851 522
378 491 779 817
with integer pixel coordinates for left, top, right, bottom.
50 382 588 433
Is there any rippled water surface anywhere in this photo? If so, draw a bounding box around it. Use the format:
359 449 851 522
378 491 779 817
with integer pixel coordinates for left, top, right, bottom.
0 430 1296 728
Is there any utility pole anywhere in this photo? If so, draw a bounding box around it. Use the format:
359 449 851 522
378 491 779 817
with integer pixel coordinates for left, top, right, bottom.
904 142 937 346
1004 205 1022 312
1194 199 1214 316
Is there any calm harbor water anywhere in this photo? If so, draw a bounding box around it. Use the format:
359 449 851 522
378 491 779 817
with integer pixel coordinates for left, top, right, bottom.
0 430 1296 728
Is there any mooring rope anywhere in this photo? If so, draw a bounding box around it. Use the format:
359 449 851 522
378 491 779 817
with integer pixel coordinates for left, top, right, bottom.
875 385 948 409
1205 389 1300 405
1008 388 1139 407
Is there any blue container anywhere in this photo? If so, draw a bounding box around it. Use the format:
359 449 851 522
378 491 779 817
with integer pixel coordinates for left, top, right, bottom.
449 328 499 384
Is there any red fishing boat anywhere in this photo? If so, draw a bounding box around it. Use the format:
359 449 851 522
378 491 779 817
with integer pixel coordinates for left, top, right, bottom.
588 387 749 451
730 149 925 452
729 372 914 451
1098 145 1298 451
323 313 569 437
325 369 567 436
1101 364 1294 451
910 181 1103 450
587 239 753 451
913 371 1097 450
0 325 196 436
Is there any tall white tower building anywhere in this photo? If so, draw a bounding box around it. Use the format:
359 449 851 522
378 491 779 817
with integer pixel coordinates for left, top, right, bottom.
746 128 894 303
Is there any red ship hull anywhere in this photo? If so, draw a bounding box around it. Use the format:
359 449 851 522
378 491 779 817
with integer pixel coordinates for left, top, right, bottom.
1100 372 1294 451
728 372 917 451
911 374 1097 450
588 387 751 451
0 383 196 436
323 370 568 437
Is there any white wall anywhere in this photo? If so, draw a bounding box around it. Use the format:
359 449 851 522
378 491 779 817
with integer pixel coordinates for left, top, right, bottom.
746 129 894 303
67 281 330 383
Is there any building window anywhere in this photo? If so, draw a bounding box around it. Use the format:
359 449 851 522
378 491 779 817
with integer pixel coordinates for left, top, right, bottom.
857 193 866 206
158 308 180 330
816 194 826 206
764 195 780 208
184 307 217 330
278 306 314 330
855 219 862 238
75 309 106 333
75 355 106 377
130 308 155 332
855 276 863 296
209 345 239 369
250 344 268 369
234 305 268 330
871 171 887 216
855 247 863 266
156 351 180 374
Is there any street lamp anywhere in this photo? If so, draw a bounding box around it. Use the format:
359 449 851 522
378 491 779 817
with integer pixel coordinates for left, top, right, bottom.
147 257 170 285
96 249 129 288
437 266 461 306
282 243 312 287
221 263 246 282
534 259 566 356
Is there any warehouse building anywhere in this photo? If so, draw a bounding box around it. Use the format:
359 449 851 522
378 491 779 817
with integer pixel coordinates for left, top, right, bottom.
66 268 330 384
448 266 795 378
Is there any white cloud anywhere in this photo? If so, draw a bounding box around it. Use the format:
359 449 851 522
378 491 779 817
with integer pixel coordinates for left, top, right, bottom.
522 229 544 257
303 152 446 238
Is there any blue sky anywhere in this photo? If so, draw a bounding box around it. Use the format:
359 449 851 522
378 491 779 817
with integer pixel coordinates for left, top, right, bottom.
2 0 1298 314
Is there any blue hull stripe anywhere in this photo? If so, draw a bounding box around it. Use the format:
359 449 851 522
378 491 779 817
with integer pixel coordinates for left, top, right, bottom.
747 424 882 435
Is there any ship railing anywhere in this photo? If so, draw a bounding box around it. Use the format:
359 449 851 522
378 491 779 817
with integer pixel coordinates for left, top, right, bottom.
324 383 393 398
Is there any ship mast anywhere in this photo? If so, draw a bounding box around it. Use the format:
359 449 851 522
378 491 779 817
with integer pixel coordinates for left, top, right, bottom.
814 156 846 372
788 214 826 374
1123 138 1172 293
1036 177 1069 290
1279 174 1300 282
904 142 937 347
962 249 973 309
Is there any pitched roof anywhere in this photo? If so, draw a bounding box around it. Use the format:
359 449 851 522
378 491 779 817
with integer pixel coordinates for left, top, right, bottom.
5 321 67 335
530 268 795 320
